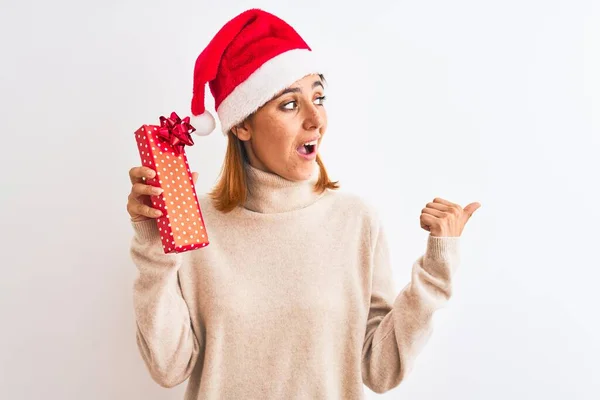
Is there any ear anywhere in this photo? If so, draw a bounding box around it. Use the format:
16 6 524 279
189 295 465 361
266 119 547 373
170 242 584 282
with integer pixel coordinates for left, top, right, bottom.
232 119 252 142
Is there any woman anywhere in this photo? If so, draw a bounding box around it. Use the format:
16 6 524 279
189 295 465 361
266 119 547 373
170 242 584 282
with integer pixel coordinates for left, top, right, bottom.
127 8 480 399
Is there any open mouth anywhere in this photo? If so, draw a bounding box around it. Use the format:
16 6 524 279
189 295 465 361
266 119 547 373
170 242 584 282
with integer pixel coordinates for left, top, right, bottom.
297 139 318 156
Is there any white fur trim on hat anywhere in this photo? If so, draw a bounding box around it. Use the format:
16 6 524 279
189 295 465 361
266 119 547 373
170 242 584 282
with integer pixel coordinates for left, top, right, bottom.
216 48 323 135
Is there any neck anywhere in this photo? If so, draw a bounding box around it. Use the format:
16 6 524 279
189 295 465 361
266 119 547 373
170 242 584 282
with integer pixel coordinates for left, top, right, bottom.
242 162 325 213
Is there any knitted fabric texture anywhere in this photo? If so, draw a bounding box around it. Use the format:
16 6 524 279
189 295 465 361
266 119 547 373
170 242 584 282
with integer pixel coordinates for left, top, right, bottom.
130 162 461 399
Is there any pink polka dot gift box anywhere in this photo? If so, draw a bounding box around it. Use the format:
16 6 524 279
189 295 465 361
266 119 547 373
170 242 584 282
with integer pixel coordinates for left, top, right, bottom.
134 112 209 253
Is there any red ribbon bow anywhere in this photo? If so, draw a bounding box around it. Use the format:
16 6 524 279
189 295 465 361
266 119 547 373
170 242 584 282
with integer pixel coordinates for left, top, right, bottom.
157 112 196 155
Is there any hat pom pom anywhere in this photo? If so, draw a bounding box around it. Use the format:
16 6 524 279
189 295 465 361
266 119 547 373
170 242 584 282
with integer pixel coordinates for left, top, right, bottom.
189 110 216 136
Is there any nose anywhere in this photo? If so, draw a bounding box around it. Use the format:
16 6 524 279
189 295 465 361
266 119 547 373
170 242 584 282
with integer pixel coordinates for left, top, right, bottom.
302 102 324 131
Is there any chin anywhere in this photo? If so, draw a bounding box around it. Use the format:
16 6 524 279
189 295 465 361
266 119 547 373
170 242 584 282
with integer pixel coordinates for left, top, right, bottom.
291 161 316 181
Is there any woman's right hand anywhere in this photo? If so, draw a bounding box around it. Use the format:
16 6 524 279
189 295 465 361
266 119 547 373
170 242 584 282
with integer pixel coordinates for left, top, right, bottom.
127 166 199 222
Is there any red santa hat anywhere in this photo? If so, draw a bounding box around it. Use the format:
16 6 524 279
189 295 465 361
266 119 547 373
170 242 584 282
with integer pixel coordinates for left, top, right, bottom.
189 8 322 136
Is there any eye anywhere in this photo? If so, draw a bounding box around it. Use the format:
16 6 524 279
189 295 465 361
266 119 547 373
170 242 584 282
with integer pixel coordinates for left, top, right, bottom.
314 95 327 106
281 95 326 111
282 100 297 111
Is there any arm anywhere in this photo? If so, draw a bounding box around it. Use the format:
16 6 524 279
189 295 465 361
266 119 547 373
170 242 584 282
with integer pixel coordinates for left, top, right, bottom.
130 219 203 388
361 221 460 394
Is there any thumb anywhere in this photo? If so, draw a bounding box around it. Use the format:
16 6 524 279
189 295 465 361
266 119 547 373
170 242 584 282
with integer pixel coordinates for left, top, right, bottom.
192 171 199 184
463 202 481 218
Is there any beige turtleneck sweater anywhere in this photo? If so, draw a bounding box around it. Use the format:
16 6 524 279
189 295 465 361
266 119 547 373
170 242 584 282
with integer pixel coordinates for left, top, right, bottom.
129 162 461 399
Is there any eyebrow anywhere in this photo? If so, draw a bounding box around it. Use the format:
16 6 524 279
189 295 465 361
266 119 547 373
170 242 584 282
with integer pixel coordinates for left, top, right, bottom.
272 80 324 101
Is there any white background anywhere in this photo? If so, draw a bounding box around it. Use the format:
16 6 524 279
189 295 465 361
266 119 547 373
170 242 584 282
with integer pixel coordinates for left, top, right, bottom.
1 0 599 399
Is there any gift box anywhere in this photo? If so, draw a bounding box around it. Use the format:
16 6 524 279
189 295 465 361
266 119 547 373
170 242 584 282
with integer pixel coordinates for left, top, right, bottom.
134 112 209 253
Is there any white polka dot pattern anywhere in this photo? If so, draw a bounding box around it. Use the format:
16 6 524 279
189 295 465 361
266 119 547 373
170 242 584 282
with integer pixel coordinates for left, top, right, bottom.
135 124 210 254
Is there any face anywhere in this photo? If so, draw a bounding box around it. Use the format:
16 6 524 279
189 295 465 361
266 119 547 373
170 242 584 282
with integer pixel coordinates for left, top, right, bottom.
231 73 327 181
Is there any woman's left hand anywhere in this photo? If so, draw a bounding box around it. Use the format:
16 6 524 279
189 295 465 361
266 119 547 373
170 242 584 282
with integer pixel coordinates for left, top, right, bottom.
420 197 481 237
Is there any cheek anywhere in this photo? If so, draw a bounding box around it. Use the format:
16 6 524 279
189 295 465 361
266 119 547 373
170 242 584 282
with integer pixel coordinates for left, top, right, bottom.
252 111 300 156
253 124 294 157
320 110 328 131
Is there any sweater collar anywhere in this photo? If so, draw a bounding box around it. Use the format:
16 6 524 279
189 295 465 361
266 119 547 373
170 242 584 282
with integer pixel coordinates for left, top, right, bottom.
243 161 325 213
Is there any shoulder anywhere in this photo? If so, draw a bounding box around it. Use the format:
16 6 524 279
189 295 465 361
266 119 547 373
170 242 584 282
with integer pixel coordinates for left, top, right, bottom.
196 193 224 222
327 189 378 216
197 193 215 211
195 193 222 225
323 189 383 236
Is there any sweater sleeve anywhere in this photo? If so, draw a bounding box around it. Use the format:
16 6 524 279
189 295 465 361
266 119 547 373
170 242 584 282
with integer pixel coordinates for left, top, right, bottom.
361 221 460 394
129 219 203 388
